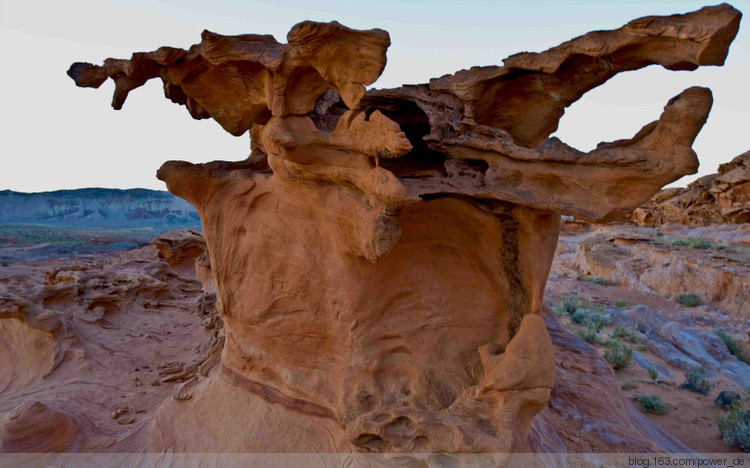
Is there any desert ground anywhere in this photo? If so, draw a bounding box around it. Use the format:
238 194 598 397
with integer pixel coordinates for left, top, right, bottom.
1 197 748 453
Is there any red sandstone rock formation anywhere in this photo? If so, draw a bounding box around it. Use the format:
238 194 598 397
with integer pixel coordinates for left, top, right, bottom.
0 401 79 453
0 242 220 454
67 4 741 453
151 229 207 278
632 150 750 226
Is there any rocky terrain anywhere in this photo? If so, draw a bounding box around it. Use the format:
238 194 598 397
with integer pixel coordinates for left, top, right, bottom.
631 151 750 227
1 150 749 455
0 2 746 463
0 230 222 453
548 221 749 452
543 149 750 453
0 222 746 458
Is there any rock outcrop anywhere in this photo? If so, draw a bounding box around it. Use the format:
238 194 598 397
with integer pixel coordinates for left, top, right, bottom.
151 229 207 279
0 402 79 453
0 296 68 397
552 223 750 317
67 4 741 453
531 308 692 453
632 150 750 226
0 241 216 453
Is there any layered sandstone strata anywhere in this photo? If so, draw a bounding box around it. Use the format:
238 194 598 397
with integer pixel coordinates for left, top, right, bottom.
68 4 741 452
632 150 750 226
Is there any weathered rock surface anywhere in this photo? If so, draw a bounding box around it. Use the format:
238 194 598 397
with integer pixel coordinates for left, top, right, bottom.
543 263 750 453
151 229 207 279
0 242 215 453
552 223 750 317
531 309 691 453
0 294 69 397
632 150 750 226
66 4 741 454
0 401 79 453
609 306 750 387
0 230 741 457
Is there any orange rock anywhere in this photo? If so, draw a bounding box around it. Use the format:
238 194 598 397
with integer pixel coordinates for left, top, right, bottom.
68 4 741 453
0 401 78 452
152 229 207 279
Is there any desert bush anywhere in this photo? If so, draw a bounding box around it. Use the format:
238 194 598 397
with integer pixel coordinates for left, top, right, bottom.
716 401 750 452
638 395 670 415
680 367 715 395
604 339 633 370
577 276 612 285
621 381 637 391
553 298 579 317
675 294 702 307
686 237 711 249
670 237 708 249
614 300 628 310
716 391 741 410
716 328 750 365
576 323 602 345
647 366 658 381
570 308 610 328
614 325 640 344
666 236 726 250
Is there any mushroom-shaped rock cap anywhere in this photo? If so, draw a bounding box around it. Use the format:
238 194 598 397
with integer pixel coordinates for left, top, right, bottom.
69 5 741 223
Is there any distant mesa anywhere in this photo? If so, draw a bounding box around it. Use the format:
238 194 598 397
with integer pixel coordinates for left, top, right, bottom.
0 188 200 229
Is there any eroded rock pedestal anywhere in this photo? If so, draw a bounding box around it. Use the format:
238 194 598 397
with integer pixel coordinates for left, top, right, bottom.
68 4 741 453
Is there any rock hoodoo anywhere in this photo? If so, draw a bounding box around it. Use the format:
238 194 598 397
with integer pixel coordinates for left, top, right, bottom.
68 4 741 452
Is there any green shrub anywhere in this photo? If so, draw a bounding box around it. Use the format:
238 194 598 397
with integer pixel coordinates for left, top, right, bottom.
604 340 633 370
638 395 670 415
576 323 602 345
570 308 610 328
614 300 628 310
716 391 741 410
686 237 711 249
647 366 658 381
577 276 612 285
717 401 750 452
614 325 640 344
716 328 750 365
553 298 579 317
669 236 727 250
675 294 702 307
681 367 715 395
621 381 637 391
670 237 708 248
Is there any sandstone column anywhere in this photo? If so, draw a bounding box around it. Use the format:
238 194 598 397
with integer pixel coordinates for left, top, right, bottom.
68 4 741 452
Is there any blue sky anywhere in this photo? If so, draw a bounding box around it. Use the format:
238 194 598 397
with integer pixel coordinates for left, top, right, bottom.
0 0 747 191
